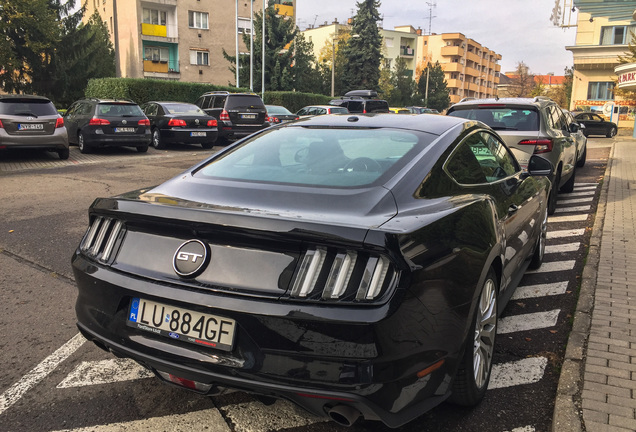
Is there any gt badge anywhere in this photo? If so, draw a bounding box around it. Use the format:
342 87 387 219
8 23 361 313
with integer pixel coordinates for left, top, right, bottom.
173 240 209 278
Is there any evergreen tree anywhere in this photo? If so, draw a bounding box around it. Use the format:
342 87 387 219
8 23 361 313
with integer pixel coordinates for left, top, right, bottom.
341 0 383 91
388 57 415 106
291 32 321 93
416 61 450 112
223 3 296 91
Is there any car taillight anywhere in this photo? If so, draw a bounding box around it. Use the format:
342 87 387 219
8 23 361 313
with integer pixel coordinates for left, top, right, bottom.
55 117 64 128
220 110 230 121
266 116 280 124
138 119 150 126
0 119 4 128
167 118 186 127
363 109 367 114
518 138 553 154
207 119 218 127
89 117 110 126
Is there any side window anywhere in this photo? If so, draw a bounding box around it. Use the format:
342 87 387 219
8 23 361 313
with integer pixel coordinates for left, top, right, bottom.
297 108 307 116
66 103 77 115
478 132 519 179
445 138 488 185
213 96 226 109
144 104 157 116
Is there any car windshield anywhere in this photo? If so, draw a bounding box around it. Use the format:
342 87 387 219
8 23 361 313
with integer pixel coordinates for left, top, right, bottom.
195 126 428 187
163 103 205 115
225 95 264 110
0 99 57 116
449 107 539 131
266 105 292 115
329 107 349 114
98 103 144 117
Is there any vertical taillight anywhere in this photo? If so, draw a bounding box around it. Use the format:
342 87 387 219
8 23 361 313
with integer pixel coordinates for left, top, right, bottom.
55 117 64 128
290 248 326 298
323 252 357 299
220 110 230 121
0 119 4 128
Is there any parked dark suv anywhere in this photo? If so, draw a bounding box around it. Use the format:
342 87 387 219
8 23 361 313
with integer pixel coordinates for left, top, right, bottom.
329 90 390 113
194 91 269 144
0 94 69 159
447 96 579 214
64 98 151 153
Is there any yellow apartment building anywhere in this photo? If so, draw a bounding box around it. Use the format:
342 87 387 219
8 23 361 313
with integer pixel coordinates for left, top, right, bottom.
84 0 295 86
566 8 635 127
418 33 501 105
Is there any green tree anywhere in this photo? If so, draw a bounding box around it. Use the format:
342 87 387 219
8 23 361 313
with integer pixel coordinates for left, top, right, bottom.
416 61 450 112
223 3 296 91
388 57 415 106
341 0 383 91
291 32 322 93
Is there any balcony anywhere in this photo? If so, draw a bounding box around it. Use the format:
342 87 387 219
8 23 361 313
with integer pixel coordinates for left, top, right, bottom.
441 45 463 57
400 47 415 56
142 23 167 37
143 59 180 79
442 63 463 73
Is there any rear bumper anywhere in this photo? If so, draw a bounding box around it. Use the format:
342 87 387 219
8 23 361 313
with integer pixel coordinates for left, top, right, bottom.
0 129 68 150
218 123 269 140
85 131 151 147
160 128 218 144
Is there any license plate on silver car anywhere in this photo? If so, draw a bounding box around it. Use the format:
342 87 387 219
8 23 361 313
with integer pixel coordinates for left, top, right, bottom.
18 123 44 131
115 127 135 133
127 298 236 351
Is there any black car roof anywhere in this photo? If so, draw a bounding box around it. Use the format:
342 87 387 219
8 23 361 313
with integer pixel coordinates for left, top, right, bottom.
287 113 468 136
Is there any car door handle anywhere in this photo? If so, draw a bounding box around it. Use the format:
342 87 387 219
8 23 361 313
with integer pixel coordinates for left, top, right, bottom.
508 204 519 215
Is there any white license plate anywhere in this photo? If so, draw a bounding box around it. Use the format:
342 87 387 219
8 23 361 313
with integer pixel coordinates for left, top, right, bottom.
241 114 256 119
18 123 44 130
190 131 206 137
115 127 135 133
127 298 235 351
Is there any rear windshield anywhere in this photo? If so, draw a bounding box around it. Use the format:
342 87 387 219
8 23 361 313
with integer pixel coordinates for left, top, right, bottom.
448 107 539 131
0 99 57 116
97 103 144 117
329 107 349 114
225 95 265 110
163 103 205 115
365 100 390 113
195 126 429 187
266 105 292 115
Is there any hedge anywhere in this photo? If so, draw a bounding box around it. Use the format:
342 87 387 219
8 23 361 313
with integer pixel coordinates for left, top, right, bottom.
84 78 331 113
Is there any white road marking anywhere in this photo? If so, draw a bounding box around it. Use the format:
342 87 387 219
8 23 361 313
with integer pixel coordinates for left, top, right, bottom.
525 260 575 273
572 185 598 190
0 333 86 415
547 228 586 239
559 197 593 204
512 281 569 300
548 214 589 223
558 190 595 197
554 205 591 213
498 310 560 334
574 182 598 187
220 399 327 432
489 357 547 389
57 358 154 388
53 408 231 432
545 242 580 254
506 427 536 432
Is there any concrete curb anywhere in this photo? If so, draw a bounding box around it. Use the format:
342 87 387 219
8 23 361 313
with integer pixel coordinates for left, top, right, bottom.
551 141 615 432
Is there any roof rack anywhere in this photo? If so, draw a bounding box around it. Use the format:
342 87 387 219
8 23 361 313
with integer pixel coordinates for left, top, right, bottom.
533 96 553 102
459 97 476 103
343 89 378 99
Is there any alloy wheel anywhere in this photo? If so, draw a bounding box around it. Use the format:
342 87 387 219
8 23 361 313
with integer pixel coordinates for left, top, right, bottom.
473 278 497 389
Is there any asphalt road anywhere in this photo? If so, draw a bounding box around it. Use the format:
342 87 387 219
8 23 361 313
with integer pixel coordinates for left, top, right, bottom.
0 141 610 432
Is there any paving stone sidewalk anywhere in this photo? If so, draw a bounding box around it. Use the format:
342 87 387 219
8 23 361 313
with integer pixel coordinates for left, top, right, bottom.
553 136 636 431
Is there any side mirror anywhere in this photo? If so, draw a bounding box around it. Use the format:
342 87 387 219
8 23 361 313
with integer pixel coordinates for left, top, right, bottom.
526 155 553 177
569 123 580 133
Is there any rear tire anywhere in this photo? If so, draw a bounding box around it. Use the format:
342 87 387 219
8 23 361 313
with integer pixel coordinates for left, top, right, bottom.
450 268 498 406
201 141 214 149
529 207 548 270
560 167 576 193
136 145 148 153
78 132 91 154
547 170 560 215
58 148 70 160
607 126 617 138
152 129 166 149
576 146 586 168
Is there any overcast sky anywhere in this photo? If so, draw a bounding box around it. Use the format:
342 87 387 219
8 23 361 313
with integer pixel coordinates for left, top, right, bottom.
295 0 578 76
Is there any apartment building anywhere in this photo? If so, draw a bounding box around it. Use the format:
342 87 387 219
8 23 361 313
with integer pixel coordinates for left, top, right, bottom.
566 3 635 127
418 33 501 105
84 0 294 86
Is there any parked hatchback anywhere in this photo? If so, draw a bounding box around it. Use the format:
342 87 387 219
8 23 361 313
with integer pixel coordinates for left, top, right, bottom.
64 98 151 153
447 96 579 214
195 91 269 144
0 94 69 159
141 101 218 150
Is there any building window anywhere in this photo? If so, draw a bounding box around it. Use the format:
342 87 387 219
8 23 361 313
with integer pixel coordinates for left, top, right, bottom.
600 25 636 45
144 46 169 62
190 50 209 66
143 8 166 26
238 17 252 34
189 11 209 29
587 82 614 100
385 37 394 48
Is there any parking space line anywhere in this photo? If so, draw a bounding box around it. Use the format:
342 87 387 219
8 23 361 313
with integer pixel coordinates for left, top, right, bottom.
0 333 85 415
548 214 589 223
512 281 569 300
554 205 591 213
57 358 153 388
489 357 547 389
547 228 586 239
526 260 576 273
558 197 593 204
498 310 560 334
545 242 580 254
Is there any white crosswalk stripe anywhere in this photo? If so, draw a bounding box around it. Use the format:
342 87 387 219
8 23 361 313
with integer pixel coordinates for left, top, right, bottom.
548 214 589 222
498 310 560 334
512 282 569 300
547 228 586 239
489 357 548 389
526 260 575 273
559 197 593 204
554 205 591 213
558 190 595 198
545 242 580 253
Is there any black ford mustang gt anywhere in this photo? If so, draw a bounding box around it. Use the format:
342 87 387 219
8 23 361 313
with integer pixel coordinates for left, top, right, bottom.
73 114 551 428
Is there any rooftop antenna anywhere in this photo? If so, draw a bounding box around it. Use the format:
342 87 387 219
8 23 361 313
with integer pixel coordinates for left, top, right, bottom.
312 14 318 27
426 1 437 35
